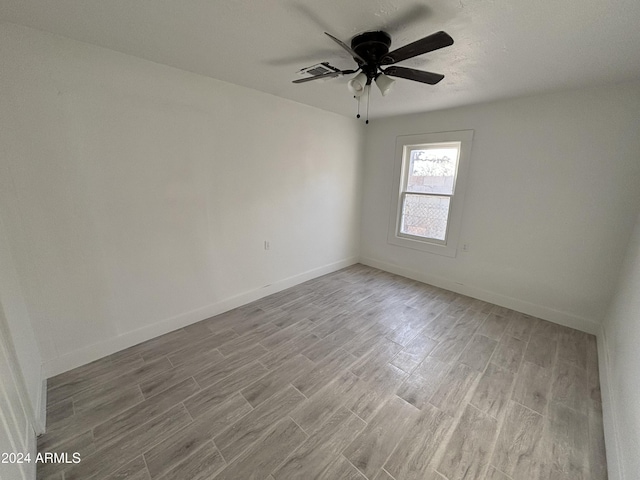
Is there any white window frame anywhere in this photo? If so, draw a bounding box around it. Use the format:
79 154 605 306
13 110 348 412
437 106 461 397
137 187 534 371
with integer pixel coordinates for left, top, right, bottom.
387 130 473 257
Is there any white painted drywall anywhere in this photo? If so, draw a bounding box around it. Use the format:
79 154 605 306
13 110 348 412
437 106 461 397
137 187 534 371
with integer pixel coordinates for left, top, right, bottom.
0 24 363 376
361 83 640 332
601 213 640 480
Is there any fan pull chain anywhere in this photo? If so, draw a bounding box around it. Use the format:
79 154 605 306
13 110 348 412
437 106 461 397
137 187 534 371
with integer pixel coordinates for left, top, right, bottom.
365 85 370 124
355 95 361 119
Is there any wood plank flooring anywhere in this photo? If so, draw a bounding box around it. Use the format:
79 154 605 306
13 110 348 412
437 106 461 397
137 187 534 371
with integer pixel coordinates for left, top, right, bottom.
38 264 607 480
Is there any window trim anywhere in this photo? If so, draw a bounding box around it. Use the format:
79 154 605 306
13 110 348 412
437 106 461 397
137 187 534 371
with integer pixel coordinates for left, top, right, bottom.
387 130 474 257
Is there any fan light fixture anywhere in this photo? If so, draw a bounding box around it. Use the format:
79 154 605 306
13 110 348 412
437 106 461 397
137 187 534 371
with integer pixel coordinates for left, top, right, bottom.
375 73 395 96
293 30 454 124
347 72 368 97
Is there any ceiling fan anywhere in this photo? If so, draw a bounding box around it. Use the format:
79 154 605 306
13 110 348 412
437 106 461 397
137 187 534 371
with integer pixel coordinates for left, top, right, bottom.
293 30 454 99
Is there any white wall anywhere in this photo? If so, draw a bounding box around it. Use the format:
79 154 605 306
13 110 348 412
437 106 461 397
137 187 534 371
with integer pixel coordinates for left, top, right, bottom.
361 83 640 333
0 23 363 376
601 213 640 480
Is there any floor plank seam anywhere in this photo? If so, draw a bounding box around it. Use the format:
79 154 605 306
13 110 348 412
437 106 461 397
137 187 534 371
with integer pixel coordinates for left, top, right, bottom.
434 467 448 479
342 453 371 480
141 453 152 480
382 467 399 480
288 382 309 399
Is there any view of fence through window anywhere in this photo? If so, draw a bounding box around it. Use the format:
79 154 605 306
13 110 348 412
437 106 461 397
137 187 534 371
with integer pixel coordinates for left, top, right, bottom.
400 146 459 241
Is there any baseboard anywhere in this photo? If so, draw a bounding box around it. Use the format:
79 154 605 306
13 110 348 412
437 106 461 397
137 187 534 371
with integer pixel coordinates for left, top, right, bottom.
360 256 601 335
43 256 358 378
597 326 623 480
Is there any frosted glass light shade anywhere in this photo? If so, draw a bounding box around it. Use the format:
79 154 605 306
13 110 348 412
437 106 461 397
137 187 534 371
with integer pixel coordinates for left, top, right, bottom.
348 72 368 97
375 73 395 96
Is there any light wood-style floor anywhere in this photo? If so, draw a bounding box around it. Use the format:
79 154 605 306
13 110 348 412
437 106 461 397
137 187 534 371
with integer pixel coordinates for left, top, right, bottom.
38 264 607 480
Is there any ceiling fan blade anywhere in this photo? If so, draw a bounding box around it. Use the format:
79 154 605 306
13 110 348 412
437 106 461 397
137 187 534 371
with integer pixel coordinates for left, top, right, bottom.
383 66 444 85
381 31 453 65
292 69 356 84
324 32 366 64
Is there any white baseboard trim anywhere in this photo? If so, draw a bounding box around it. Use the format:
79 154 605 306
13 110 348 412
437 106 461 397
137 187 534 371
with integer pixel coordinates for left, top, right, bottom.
597 326 623 480
43 256 358 378
360 256 601 335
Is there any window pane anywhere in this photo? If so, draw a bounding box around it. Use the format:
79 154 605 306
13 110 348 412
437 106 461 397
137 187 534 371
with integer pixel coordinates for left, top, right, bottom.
400 194 450 241
406 147 458 195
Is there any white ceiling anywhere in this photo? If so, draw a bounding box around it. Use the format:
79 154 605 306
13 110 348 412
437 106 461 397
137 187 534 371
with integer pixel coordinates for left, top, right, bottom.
2 0 640 119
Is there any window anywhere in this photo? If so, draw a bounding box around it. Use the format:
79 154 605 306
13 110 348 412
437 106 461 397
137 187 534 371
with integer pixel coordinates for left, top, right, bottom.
388 130 473 257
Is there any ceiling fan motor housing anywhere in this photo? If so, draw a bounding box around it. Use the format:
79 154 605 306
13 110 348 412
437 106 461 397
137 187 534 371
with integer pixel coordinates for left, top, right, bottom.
293 30 451 87
350 31 392 79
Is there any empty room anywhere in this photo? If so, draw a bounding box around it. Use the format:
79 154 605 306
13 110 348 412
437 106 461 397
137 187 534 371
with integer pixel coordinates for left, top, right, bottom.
1 1 639 479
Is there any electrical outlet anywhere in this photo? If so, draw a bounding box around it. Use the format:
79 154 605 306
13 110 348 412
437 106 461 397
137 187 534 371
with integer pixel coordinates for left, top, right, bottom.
264 240 270 250
462 244 469 252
